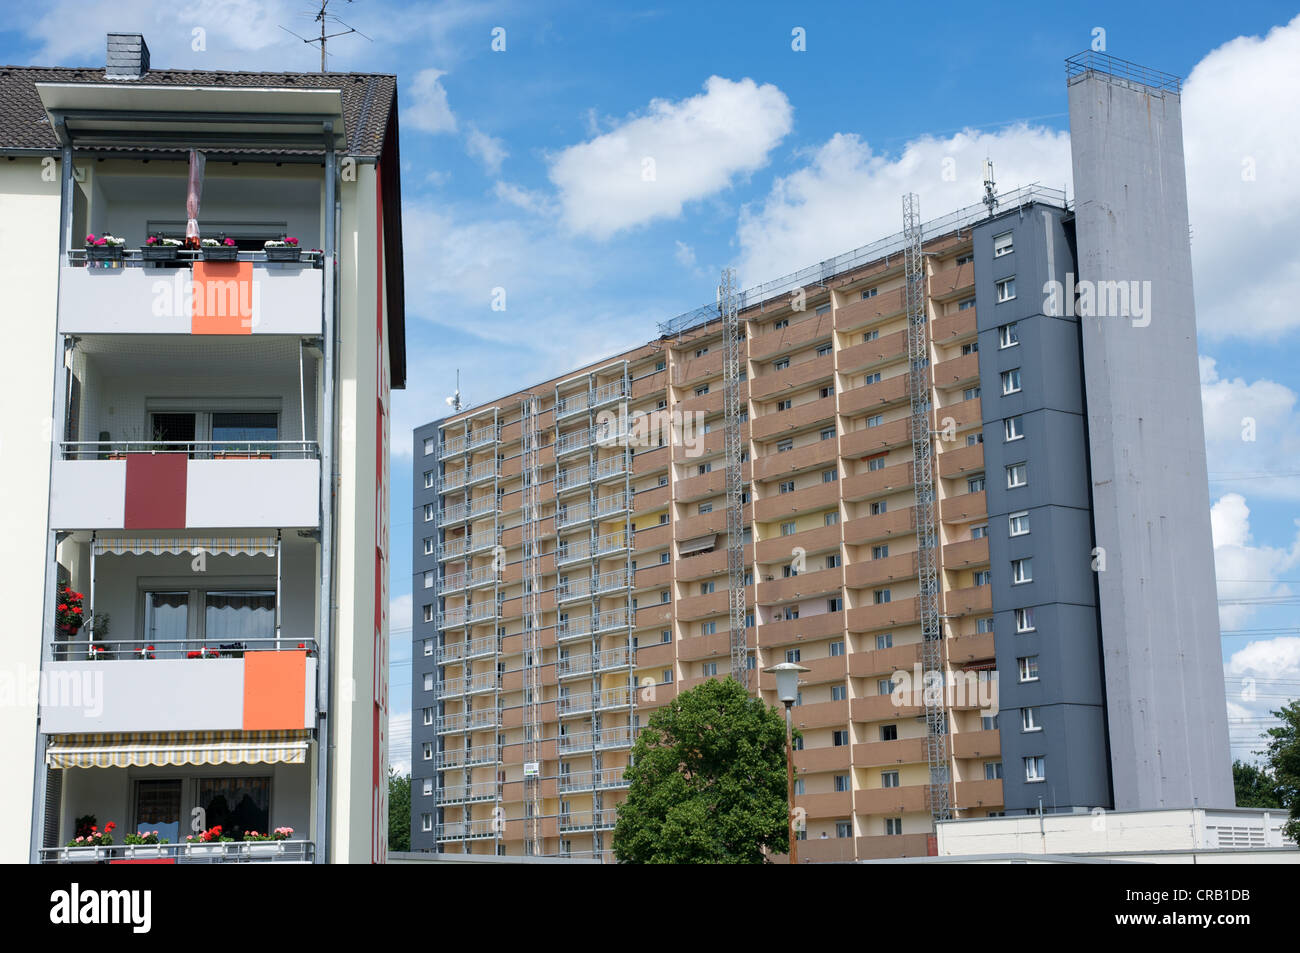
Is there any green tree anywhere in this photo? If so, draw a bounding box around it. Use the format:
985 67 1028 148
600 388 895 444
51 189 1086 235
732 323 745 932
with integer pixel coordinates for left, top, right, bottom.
1264 700 1300 841
388 768 411 852
1233 759 1282 809
613 677 795 864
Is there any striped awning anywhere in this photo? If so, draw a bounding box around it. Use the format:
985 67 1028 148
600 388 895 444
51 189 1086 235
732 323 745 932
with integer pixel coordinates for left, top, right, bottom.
679 534 717 555
46 730 311 769
92 536 278 557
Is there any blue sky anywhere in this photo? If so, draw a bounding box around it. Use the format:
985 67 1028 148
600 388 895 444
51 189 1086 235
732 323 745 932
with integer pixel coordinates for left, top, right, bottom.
5 1 1298 771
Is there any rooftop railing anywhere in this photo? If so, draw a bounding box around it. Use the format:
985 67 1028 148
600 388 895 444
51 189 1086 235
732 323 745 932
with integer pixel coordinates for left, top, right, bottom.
60 440 319 461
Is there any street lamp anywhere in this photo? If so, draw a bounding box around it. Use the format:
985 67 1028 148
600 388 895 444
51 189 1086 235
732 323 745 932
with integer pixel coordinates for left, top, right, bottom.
765 661 809 864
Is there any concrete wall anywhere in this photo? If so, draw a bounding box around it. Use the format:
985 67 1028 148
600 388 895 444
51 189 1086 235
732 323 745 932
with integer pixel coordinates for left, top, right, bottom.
0 157 61 863
411 419 442 851
974 203 1110 814
1068 70 1233 810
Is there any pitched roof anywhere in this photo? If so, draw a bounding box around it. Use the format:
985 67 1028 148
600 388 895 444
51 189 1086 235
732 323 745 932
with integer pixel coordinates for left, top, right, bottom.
0 65 397 155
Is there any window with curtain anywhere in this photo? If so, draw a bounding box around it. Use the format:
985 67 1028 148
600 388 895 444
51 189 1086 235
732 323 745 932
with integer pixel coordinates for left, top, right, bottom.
144 591 189 656
134 779 182 843
205 591 275 648
196 777 270 840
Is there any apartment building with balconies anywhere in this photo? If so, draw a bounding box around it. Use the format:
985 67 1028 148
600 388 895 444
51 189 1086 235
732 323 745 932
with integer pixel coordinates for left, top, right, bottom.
410 54 1231 863
0 34 405 864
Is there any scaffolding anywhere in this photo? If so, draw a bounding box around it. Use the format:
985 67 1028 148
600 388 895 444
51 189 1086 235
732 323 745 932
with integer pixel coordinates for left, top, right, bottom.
902 193 952 825
718 269 749 689
520 396 544 856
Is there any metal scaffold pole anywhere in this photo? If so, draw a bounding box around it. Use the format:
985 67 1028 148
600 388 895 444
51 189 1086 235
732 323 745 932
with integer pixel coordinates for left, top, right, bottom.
719 268 750 689
902 193 952 825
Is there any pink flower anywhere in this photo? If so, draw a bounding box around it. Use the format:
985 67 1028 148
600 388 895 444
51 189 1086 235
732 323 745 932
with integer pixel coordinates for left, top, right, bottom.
223 238 236 246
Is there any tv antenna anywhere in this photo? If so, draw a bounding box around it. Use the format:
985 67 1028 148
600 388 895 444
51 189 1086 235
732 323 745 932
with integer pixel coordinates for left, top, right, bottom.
279 0 371 72
982 158 999 216
445 369 462 413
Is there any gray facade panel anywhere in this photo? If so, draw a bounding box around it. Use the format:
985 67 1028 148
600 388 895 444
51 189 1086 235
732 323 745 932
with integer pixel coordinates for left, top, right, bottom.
410 419 443 851
1069 71 1232 810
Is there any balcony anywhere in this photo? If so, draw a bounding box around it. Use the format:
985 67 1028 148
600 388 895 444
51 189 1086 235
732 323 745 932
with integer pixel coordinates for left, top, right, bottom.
439 460 500 493
436 708 501 734
556 530 629 567
437 601 499 629
556 608 632 643
436 671 501 699
440 424 500 459
557 767 631 794
438 497 500 526
40 641 317 734
555 378 630 420
556 687 634 717
436 780 499 805
58 253 323 336
436 819 499 841
440 566 500 594
42 840 315 864
556 456 630 493
436 743 501 770
557 492 628 529
557 726 635 754
557 809 618 833
436 634 500 665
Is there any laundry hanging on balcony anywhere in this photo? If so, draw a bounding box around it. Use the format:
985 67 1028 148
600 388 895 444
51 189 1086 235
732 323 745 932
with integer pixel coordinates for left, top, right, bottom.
92 536 277 558
185 149 206 247
45 730 310 769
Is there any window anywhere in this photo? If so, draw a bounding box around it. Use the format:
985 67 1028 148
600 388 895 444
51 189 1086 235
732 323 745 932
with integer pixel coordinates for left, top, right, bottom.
834 775 851 793
821 427 836 441
662 629 672 643
421 742 433 761
828 597 843 612
777 439 794 453
660 552 670 564
785 648 801 663
875 633 893 650
1025 756 1046 782
1016 607 1036 632
794 778 805 795
881 771 900 788
826 553 842 569
863 371 881 384
1001 368 1022 394
873 589 891 605
701 662 718 676
777 398 792 412
832 684 847 701
993 231 1013 257
660 590 671 603
967 432 984 446
963 386 981 401
423 537 434 555
829 640 845 657
702 621 717 635
870 500 887 515
999 322 1019 348
817 343 833 357
974 570 992 586
1007 463 1028 488
422 777 434 797
982 714 999 730
867 456 887 472
695 347 709 358
862 329 880 342
1004 416 1024 441
700 581 715 595
958 297 976 311
1018 656 1039 682
781 521 797 536
780 606 799 621
421 813 433 832
423 437 434 456
885 817 904 836
698 502 713 515
967 475 985 493
961 341 978 356
774 318 789 331
779 481 795 494
1009 511 1030 536
971 524 988 540
956 253 974 266
658 513 669 525
977 616 994 633
822 468 838 483
877 679 895 695
423 707 433 726
1012 557 1033 584
773 358 790 371
422 604 433 623
820 385 834 399
656 399 667 410
698 462 712 475
655 359 666 371
423 503 434 522
1022 707 1041 732
423 571 433 589
423 470 434 489
423 639 433 657
834 820 852 840
694 384 709 398
872 544 889 559
984 761 1004 781
832 730 849 747
862 287 878 299
996 276 1016 302
866 414 883 427
824 511 840 526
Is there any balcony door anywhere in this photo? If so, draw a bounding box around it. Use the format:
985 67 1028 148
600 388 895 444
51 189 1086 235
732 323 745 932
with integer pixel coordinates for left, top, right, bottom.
144 590 189 657
204 590 275 649
149 412 195 455
143 586 275 656
133 779 182 843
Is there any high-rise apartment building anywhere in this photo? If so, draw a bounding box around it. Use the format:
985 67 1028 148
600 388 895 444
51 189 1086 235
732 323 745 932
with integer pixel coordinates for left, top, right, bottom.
0 34 405 863
410 53 1231 862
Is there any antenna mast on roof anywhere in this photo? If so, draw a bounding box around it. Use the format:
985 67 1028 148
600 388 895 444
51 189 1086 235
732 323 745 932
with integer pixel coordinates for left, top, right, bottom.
982 158 999 216
279 0 371 72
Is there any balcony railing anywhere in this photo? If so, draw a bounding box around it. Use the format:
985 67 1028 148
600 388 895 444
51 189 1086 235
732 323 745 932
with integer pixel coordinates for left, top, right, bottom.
558 809 618 833
436 708 501 734
436 819 499 841
437 601 500 629
436 780 499 805
436 744 501 770
439 460 500 493
436 671 501 698
60 440 319 461
556 646 634 679
557 725 635 754
435 634 500 665
555 379 630 420
41 840 315 864
556 492 628 529
556 530 629 566
440 425 501 459
555 422 631 457
556 686 634 717
557 568 632 604
48 637 318 661
555 456 629 493
437 531 501 561
67 248 324 267
556 608 632 643
557 766 631 794
440 566 500 594
438 497 500 525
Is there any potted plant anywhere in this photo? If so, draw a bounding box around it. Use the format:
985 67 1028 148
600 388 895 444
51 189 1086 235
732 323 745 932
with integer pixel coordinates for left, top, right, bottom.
55 584 84 636
186 824 233 857
64 820 116 862
84 233 125 262
244 827 291 857
123 830 167 858
142 234 181 262
186 647 218 659
263 235 301 262
137 644 156 660
200 235 239 261
83 611 109 657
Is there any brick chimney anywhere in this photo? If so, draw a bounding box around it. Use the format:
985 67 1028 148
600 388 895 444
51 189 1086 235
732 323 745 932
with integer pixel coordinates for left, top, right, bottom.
105 33 150 79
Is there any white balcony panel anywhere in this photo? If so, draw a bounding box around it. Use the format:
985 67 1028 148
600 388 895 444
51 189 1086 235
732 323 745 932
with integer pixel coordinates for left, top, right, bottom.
39 657 316 733
186 459 320 528
49 460 126 528
57 265 323 335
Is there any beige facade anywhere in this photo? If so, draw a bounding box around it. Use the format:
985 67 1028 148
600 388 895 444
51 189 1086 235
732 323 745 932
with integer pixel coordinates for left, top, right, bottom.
427 227 1003 862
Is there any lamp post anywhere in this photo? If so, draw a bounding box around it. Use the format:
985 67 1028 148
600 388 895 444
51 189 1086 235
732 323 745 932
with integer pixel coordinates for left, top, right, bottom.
765 661 809 864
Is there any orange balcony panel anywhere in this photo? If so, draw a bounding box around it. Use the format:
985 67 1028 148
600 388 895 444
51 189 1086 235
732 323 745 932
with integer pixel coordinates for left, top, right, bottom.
946 631 996 664
844 551 918 589
749 354 835 401
928 262 974 300
846 597 920 634
756 611 845 648
759 653 847 693
852 737 927 766
942 537 989 569
856 833 932 859
835 287 907 333
940 491 986 525
930 310 977 346
851 695 924 722
752 437 838 482
951 729 1001 760
938 443 985 479
793 744 852 774
854 784 928 815
837 329 908 373
837 374 910 417
754 480 840 522
799 791 854 819
841 462 914 502
848 642 922 678
954 779 1004 810
933 352 980 390
790 699 849 731
757 566 843 604
946 585 993 615
843 508 915 546
749 312 834 361
751 399 836 442
841 419 912 458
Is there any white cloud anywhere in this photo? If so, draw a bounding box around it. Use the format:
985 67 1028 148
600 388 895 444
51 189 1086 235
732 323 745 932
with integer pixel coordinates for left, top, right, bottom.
466 124 508 174
549 76 793 238
406 68 458 134
1184 14 1300 338
674 240 697 269
389 593 412 632
735 127 1071 285
388 710 411 775
1200 357 1300 500
493 181 554 216
1211 493 1300 629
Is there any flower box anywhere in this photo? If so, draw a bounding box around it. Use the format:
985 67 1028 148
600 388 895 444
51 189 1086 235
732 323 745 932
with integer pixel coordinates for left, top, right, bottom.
186 843 226 858
60 846 107 863
265 245 301 262
247 842 283 858
125 844 164 859
87 245 124 262
201 245 239 262
142 245 179 262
